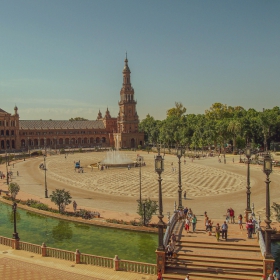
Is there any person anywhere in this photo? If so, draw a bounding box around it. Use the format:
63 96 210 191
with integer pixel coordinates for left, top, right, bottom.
191 215 197 232
73 200 77 212
185 274 190 280
229 208 235 223
166 241 174 260
185 217 190 232
226 209 230 223
232 157 234 163
205 217 209 232
221 221 228 240
247 219 253 238
216 223 221 241
208 219 213 233
183 206 188 218
17 171 19 176
183 190 186 200
171 233 176 247
273 267 280 280
157 269 162 280
238 214 243 230
267 274 274 280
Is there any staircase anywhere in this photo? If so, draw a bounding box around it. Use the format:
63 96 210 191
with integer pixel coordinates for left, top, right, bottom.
163 219 263 280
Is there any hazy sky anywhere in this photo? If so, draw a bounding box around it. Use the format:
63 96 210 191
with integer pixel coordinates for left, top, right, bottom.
1 1 279 121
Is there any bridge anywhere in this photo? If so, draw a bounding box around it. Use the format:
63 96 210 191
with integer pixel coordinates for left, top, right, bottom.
159 213 272 280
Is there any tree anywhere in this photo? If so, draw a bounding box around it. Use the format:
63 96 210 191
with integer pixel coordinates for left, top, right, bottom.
69 117 88 121
8 182 20 200
166 102 186 118
272 202 280 222
227 119 242 153
137 198 158 225
50 189 72 213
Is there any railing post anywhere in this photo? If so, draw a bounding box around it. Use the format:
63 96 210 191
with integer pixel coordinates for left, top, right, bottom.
263 258 275 278
12 238 20 250
41 242 47 257
114 255 120 271
156 249 166 274
75 249 81 264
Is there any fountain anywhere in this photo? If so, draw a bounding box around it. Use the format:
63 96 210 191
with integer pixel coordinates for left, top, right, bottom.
99 135 134 167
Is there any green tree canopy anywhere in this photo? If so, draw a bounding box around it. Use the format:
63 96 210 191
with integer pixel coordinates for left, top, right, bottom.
50 189 72 213
8 182 20 200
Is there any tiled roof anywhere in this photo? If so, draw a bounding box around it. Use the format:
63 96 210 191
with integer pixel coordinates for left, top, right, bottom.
19 120 105 130
0 108 8 114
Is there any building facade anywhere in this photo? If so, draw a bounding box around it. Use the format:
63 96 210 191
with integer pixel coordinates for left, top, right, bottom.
0 57 144 152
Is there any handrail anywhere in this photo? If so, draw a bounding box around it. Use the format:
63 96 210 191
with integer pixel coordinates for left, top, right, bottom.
19 241 42 254
253 216 266 256
80 253 113 268
0 235 155 275
163 213 177 247
119 259 157 274
46 247 75 261
0 236 13 247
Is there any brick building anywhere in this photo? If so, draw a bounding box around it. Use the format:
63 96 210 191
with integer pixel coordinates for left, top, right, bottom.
0 57 144 152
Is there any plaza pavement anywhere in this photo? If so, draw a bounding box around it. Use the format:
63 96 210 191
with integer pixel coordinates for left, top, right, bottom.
1 150 280 223
1 151 280 279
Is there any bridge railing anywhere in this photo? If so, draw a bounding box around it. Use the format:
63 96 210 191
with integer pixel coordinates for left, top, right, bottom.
163 212 177 247
0 236 156 275
253 215 266 256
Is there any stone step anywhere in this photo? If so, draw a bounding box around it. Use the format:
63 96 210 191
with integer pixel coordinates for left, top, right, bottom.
175 242 260 252
171 254 263 266
163 270 263 280
166 259 263 273
177 238 260 248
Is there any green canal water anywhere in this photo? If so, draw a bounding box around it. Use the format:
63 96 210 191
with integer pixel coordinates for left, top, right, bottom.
0 202 157 263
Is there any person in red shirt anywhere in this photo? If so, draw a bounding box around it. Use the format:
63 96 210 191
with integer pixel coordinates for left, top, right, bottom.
229 208 235 224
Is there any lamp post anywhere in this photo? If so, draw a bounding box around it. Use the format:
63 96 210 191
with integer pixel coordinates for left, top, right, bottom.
176 146 185 210
44 154 48 198
155 148 164 251
12 202 19 240
137 156 142 205
245 145 252 221
5 151 9 185
263 153 273 259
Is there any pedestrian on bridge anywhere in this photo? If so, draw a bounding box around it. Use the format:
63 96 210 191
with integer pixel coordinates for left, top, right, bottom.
221 221 228 240
215 223 221 241
191 215 197 232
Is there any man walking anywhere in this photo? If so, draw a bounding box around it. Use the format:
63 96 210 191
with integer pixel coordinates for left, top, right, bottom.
222 221 228 240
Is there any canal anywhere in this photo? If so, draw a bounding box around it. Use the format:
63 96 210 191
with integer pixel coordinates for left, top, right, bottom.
0 202 157 263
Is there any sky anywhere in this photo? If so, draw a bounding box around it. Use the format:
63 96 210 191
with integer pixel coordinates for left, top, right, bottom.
0 1 280 121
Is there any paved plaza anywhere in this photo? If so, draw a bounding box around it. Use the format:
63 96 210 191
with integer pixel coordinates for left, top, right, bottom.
1 150 280 222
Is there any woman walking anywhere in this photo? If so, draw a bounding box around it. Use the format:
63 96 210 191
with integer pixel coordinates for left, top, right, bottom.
238 214 243 230
216 223 221 241
191 215 197 232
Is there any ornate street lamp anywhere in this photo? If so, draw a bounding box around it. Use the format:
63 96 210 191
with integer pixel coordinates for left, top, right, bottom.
137 156 142 205
44 154 48 198
6 151 9 185
176 146 185 210
245 145 252 221
155 149 164 251
12 202 19 240
263 152 273 259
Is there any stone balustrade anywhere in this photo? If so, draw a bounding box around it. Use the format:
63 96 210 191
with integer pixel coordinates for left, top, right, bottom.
0 235 156 275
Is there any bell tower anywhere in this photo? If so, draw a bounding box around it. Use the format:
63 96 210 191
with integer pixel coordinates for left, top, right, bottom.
117 54 139 133
115 55 144 148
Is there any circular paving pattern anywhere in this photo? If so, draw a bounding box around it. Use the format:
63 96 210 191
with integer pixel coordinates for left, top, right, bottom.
44 151 249 199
